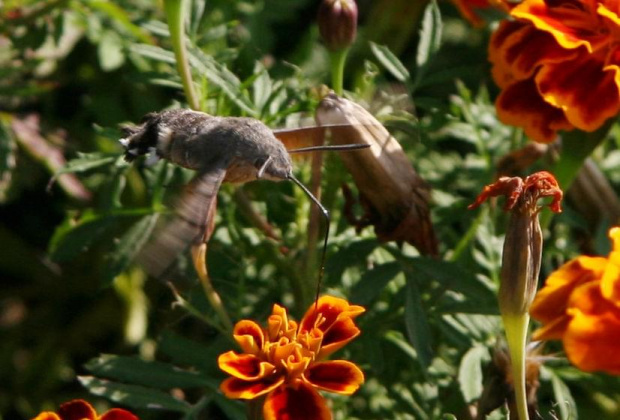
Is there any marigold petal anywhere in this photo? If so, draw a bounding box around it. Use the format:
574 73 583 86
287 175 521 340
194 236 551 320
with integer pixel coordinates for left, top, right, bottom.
535 55 620 131
511 0 607 52
530 256 606 322
99 409 139 420
564 305 620 375
317 318 361 359
495 78 573 143
300 296 364 335
220 376 285 399
532 313 570 340
601 227 620 306
489 21 577 87
263 382 331 420
218 351 276 380
57 400 97 420
234 320 265 354
303 361 364 395
31 413 61 420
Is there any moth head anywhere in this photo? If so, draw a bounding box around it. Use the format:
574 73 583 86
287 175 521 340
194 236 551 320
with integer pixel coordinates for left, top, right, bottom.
118 113 162 162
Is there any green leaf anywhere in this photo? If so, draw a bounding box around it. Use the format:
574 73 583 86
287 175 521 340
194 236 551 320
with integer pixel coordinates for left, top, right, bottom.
102 214 159 285
404 276 434 370
78 376 191 412
213 394 245 420
85 354 219 390
458 346 488 402
546 367 576 420
50 152 118 179
325 238 379 281
415 0 442 83
370 42 410 83
158 330 231 376
98 30 125 71
130 43 176 64
48 210 119 262
188 47 257 115
350 261 402 305
406 257 497 313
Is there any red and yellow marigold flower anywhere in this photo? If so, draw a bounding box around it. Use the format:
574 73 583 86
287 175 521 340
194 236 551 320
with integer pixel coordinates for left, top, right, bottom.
531 227 620 375
489 0 620 142
32 399 138 420
218 296 365 420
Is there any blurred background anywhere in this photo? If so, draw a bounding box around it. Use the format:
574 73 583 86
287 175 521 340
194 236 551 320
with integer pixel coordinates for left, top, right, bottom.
2 0 620 419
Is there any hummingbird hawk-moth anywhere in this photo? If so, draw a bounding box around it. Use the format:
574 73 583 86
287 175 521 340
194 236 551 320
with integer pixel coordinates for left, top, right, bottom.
119 108 367 288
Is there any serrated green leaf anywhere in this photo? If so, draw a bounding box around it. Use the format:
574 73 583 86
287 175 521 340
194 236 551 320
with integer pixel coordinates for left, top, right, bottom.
85 354 219 390
416 0 442 82
102 214 159 284
404 276 433 370
458 346 488 402
78 376 191 412
350 261 402 305
188 47 257 115
370 42 410 83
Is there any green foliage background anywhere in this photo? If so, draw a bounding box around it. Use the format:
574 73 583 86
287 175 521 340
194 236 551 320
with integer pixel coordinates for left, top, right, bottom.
1 0 620 419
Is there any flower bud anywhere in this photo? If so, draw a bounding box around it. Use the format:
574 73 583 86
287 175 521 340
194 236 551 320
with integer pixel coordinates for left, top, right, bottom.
318 0 358 52
469 171 563 316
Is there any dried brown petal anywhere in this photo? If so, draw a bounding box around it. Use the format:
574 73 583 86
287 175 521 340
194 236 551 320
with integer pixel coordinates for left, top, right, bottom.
316 93 437 256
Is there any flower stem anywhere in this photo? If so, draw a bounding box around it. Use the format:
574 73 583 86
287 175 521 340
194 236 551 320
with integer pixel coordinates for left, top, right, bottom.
502 312 530 420
541 121 613 229
191 244 233 333
329 48 349 96
163 0 200 110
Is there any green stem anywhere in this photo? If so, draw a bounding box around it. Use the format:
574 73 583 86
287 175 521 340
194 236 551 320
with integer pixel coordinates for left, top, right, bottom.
502 312 530 420
163 0 200 110
541 121 613 228
329 48 349 96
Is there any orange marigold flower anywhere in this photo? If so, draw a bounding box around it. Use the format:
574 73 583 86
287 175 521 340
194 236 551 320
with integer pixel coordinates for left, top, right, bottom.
218 296 365 420
531 227 620 375
31 399 138 420
489 0 620 142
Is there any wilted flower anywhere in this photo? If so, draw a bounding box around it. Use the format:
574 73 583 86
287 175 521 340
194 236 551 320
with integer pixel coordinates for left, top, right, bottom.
531 227 620 375
490 0 620 143
469 171 563 316
317 0 358 51
32 399 137 420
218 296 365 420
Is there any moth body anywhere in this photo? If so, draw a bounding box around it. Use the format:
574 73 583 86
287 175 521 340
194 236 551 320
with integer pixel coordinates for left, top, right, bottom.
120 109 293 184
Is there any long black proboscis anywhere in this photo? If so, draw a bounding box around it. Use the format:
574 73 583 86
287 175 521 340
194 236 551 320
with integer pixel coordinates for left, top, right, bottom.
288 174 330 307
288 144 370 154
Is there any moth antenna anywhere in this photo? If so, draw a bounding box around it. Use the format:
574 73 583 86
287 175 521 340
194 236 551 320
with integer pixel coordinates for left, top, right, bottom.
288 174 330 306
288 144 370 154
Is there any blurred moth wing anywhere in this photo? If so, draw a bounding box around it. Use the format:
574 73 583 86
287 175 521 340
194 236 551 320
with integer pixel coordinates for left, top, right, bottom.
138 162 228 279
